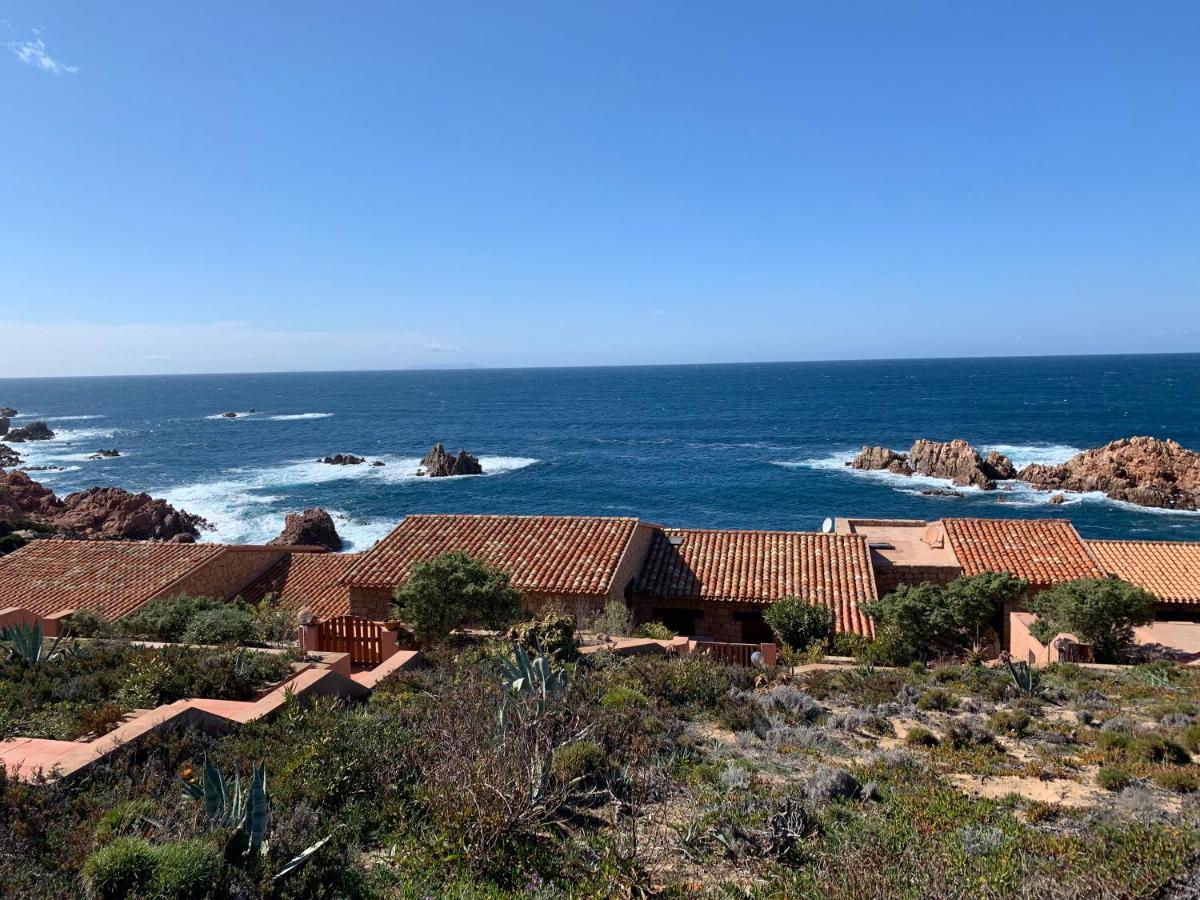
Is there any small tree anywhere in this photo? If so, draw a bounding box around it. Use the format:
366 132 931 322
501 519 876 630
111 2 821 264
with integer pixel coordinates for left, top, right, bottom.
944 572 1028 654
392 551 523 643
1026 578 1155 663
763 597 835 652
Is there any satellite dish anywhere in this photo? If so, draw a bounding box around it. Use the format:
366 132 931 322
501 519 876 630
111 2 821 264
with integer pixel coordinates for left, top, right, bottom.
821 517 834 534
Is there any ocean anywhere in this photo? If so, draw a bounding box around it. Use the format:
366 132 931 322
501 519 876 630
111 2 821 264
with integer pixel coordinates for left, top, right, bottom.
2 354 1199 549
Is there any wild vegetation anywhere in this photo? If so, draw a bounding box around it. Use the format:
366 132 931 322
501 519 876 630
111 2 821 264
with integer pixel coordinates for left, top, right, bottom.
4 617 1200 897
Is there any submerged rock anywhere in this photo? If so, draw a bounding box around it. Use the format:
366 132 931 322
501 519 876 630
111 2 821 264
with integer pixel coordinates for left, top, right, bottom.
6 420 55 443
270 507 342 551
87 449 121 460
1018 437 1200 511
418 442 484 477
221 411 239 418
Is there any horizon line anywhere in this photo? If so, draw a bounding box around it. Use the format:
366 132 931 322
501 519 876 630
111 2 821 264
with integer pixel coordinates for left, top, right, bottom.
1 348 1198 382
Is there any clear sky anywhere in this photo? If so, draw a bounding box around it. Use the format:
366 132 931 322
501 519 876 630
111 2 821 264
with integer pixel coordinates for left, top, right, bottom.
1 2 1197 377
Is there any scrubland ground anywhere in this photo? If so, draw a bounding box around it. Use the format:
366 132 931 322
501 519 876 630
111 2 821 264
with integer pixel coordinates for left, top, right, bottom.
3 642 1200 898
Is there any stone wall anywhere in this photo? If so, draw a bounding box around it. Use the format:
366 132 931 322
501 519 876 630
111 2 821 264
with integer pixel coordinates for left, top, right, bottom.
161 547 291 602
348 586 393 620
871 560 962 595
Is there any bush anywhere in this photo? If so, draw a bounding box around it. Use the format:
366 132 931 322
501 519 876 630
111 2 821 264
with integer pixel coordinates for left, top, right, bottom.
916 688 955 711
182 605 258 645
82 837 159 899
507 611 577 660
865 573 1026 662
904 726 940 748
1096 731 1133 752
1154 769 1200 794
990 708 1033 737
633 621 675 640
151 840 223 900
588 600 633 638
830 632 869 658
116 595 229 643
945 719 995 749
1130 733 1191 766
552 740 609 783
600 685 649 710
763 597 835 652
1097 766 1132 792
392 551 523 644
1180 723 1200 754
1027 578 1156 663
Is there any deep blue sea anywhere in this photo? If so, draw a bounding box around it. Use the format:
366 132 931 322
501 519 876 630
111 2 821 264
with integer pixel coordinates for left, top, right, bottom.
2 354 1199 549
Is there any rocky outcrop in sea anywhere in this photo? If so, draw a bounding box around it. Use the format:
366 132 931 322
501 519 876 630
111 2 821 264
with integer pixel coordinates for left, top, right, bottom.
6 421 55 443
318 454 366 465
418 443 484 477
0 470 209 541
1017 436 1200 511
270 507 342 551
0 444 21 468
851 439 1015 490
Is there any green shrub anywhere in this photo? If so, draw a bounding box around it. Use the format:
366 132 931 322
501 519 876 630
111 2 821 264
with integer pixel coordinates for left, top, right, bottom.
600 685 649 710
1097 766 1132 792
82 837 158 899
116 595 227 643
65 608 112 637
990 708 1032 737
830 632 869 658
631 655 753 710
588 600 634 637
764 597 835 652
94 799 159 843
1154 769 1200 794
150 840 223 899
633 621 675 640
181 605 258 646
392 551 523 643
904 726 939 748
552 739 609 783
1027 578 1156 663
916 688 955 711
1096 730 1133 752
1179 723 1200 754
1130 733 1191 766
507 611 577 660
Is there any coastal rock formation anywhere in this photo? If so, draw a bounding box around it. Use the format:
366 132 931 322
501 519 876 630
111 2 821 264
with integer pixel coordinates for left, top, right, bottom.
318 454 365 466
0 470 208 541
221 412 239 418
921 488 963 498
270 507 342 551
851 446 912 475
1049 493 1067 505
1017 436 1200 511
418 443 484 477
6 421 55 443
88 449 120 460
0 444 21 468
0 407 17 418
852 439 1015 490
0 417 8 437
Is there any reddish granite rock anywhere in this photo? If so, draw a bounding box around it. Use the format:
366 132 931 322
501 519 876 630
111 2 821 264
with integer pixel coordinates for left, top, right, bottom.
318 454 365 465
270 507 342 551
1018 437 1200 510
0 443 21 468
0 470 207 541
1049 493 1067 505
851 446 913 475
419 442 484 477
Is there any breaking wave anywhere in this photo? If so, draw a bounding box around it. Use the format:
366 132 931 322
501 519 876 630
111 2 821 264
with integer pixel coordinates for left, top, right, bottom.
264 413 334 421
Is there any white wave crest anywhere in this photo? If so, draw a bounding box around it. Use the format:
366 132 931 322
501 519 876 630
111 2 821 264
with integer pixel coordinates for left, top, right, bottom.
162 454 540 545
38 414 106 422
264 413 334 421
980 443 1082 469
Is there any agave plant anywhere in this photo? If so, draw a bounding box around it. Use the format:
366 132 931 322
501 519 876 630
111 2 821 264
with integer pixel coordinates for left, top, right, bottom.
1000 653 1045 699
0 621 68 666
495 642 570 726
183 757 269 856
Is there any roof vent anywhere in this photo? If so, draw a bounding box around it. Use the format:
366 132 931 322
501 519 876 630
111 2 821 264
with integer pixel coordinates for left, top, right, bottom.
668 535 685 546
868 541 895 550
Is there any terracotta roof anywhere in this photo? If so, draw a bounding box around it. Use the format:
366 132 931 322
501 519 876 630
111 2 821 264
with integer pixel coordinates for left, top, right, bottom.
632 528 878 637
0 540 226 619
941 518 1104 585
241 552 360 619
1087 540 1200 605
342 514 642 595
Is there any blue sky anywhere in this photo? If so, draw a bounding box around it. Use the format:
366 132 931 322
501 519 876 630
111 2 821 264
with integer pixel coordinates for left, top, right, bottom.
1 2 1197 376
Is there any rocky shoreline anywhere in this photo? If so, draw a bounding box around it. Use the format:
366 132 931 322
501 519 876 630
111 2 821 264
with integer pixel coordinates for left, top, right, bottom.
851 436 1200 510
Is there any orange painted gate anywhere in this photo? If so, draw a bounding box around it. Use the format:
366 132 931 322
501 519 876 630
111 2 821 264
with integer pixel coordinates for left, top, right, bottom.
317 615 383 666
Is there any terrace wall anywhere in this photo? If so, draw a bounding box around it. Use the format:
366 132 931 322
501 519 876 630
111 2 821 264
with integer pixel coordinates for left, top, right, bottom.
870 560 962 595
162 547 295 602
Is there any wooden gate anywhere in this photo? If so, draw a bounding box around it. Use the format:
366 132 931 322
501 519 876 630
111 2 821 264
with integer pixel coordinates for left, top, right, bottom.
693 640 759 668
317 615 383 666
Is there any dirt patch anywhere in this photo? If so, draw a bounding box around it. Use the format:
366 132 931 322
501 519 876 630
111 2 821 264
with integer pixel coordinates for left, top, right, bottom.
948 772 1105 807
